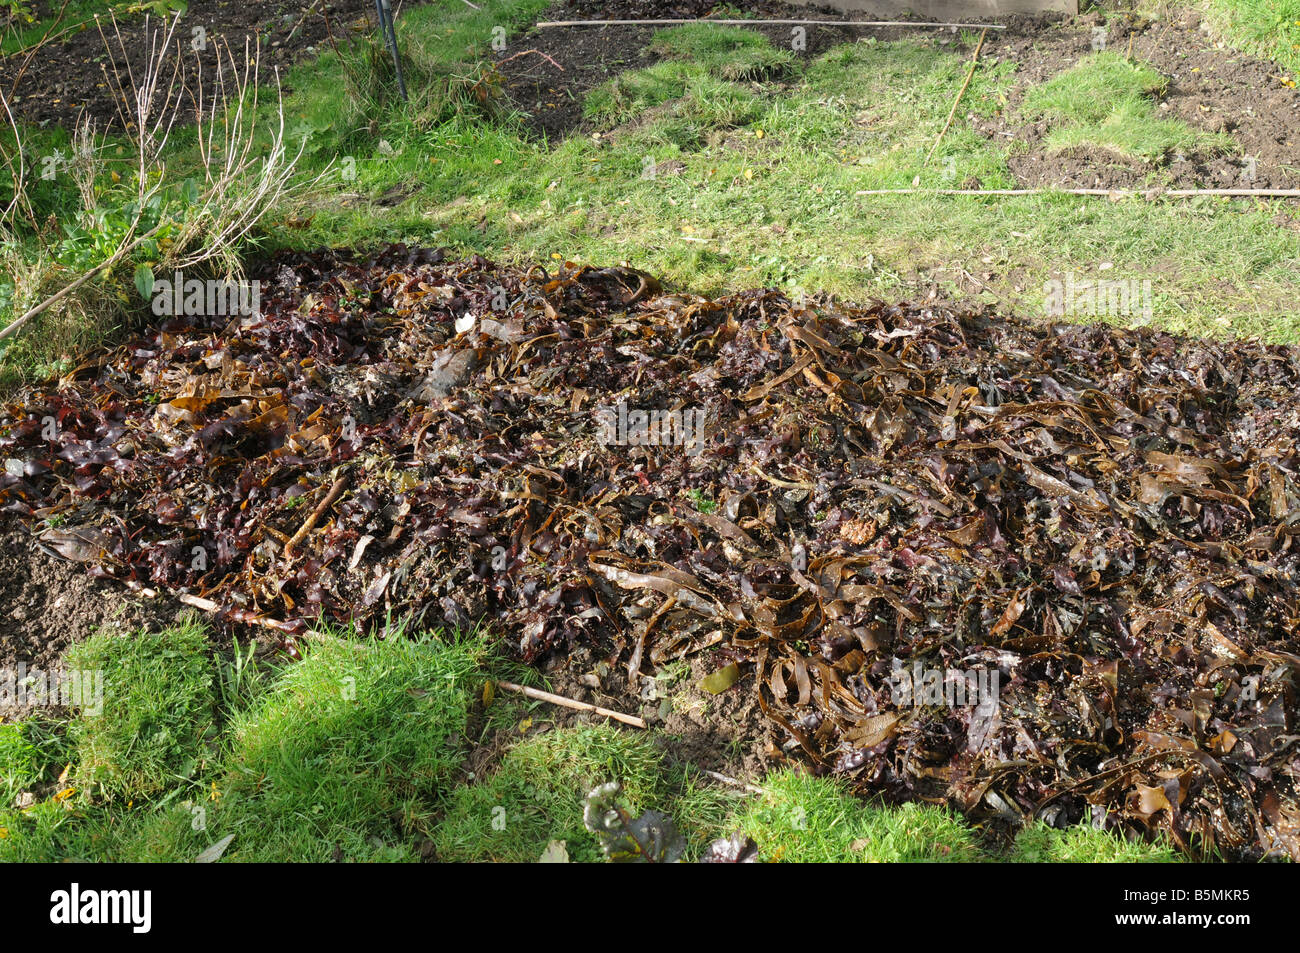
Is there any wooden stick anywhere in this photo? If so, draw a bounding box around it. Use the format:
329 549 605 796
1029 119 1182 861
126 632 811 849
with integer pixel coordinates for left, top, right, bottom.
495 48 565 71
0 223 164 342
127 582 327 639
536 19 1007 30
701 768 767 795
283 470 350 558
854 187 1300 198
284 0 324 44
495 679 647 728
924 27 986 167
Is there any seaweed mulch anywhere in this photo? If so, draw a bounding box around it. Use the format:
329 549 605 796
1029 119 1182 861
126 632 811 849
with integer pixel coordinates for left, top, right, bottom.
1 244 1298 859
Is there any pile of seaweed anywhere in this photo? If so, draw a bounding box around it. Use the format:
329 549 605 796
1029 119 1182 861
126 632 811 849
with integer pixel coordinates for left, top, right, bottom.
2 245 1297 859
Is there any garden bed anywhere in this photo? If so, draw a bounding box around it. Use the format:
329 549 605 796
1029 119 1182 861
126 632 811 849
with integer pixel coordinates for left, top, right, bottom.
2 244 1297 859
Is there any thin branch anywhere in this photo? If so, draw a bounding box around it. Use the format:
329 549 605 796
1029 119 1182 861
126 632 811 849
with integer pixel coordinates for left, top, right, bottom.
496 49 564 72
536 19 1007 30
0 222 164 342
854 187 1300 199
924 27 986 167
284 471 351 558
496 680 648 728
700 768 767 795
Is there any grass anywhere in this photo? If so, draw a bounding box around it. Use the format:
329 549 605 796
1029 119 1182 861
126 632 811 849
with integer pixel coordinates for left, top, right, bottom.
1021 51 1236 161
135 626 487 862
0 1 117 56
5 0 1300 396
434 723 733 862
1202 0 1300 76
584 61 704 128
2 621 491 861
1013 819 1185 863
734 770 984 862
648 23 797 81
64 616 215 800
0 717 74 804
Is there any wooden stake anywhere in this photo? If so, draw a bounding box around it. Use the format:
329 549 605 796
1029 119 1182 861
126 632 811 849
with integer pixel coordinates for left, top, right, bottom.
495 679 647 728
925 28 987 167
536 19 1006 30
854 187 1300 199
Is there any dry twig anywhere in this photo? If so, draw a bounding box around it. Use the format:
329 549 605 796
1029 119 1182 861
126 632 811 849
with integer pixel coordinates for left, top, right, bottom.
495 680 648 728
924 28 987 167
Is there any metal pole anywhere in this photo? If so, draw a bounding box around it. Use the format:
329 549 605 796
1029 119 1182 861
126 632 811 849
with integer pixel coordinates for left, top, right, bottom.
375 0 408 101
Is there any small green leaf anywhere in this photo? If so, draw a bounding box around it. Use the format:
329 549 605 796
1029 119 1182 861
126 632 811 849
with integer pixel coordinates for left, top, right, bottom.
133 263 155 300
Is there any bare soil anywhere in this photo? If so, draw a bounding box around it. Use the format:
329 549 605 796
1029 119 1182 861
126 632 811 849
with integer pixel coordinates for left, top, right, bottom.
0 519 193 718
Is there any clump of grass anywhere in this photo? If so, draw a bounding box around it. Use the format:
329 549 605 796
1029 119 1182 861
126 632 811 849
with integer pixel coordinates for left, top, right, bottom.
649 24 796 82
0 796 119 863
0 717 74 805
435 724 668 862
585 64 763 152
65 617 215 800
584 61 701 128
338 33 511 131
0 233 131 393
733 770 983 862
1021 51 1236 161
1011 819 1183 863
1202 0 1300 77
152 628 486 862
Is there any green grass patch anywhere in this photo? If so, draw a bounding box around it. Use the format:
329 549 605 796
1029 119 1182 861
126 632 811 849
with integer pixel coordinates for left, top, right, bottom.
648 24 797 81
0 716 74 804
1012 819 1184 863
435 723 740 862
138 628 487 862
1021 51 1236 161
1202 0 1300 76
584 61 702 128
0 1 117 56
64 617 215 800
733 770 984 862
436 724 673 862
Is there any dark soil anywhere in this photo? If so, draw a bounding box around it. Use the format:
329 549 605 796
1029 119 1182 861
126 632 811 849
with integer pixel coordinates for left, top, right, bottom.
499 2 1300 191
0 519 190 716
0 1 426 130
